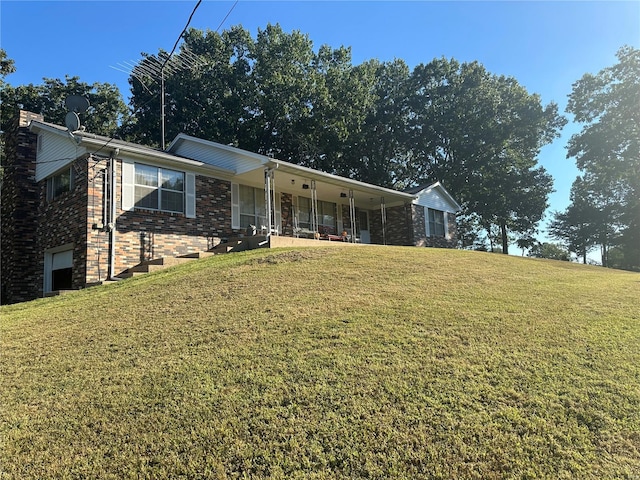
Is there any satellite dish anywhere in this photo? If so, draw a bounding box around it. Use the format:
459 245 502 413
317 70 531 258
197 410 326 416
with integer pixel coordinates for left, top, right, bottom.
65 95 90 113
65 111 81 132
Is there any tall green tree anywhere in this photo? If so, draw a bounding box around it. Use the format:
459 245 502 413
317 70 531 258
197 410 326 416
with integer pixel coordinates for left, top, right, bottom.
548 176 620 265
566 46 640 270
0 49 15 84
336 59 411 188
405 58 564 254
122 25 256 147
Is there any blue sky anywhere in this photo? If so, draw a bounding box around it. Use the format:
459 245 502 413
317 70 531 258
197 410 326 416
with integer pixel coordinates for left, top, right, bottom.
2 1 639 245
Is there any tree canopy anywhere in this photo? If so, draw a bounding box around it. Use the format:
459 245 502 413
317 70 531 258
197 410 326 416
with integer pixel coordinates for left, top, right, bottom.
2 27 567 253
1 75 128 138
403 59 564 253
528 242 571 261
561 46 640 270
121 25 564 252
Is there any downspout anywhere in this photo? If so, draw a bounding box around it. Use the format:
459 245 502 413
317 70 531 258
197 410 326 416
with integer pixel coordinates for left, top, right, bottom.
108 149 118 279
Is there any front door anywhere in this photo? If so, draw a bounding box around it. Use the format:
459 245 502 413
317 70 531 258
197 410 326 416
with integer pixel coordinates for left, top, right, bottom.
358 210 370 244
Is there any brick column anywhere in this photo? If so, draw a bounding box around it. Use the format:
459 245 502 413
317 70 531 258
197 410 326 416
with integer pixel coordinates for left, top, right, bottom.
1 111 43 303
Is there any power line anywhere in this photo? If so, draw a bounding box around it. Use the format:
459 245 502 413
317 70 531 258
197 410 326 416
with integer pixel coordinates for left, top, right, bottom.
216 0 239 32
161 0 203 72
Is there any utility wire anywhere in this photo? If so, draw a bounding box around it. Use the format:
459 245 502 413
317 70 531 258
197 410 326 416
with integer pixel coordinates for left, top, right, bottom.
161 0 203 72
216 0 239 32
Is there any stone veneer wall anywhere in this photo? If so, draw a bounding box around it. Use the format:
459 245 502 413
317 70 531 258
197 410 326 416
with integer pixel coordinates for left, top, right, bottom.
1 112 43 303
111 160 234 275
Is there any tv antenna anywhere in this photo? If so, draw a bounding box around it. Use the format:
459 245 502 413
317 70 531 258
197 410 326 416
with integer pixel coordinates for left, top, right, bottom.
111 47 205 150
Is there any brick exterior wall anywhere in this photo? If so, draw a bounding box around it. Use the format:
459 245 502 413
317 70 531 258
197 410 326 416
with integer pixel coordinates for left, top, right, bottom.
2 111 460 304
382 204 414 246
37 157 90 292
422 211 458 248
111 161 234 275
85 157 110 283
1 112 43 303
370 203 458 248
280 192 294 236
1 113 239 301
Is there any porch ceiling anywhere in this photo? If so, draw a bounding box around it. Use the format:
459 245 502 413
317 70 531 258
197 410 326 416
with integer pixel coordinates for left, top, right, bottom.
234 161 414 209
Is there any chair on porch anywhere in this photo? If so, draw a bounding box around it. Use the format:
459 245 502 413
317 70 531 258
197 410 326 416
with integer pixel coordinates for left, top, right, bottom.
344 228 360 243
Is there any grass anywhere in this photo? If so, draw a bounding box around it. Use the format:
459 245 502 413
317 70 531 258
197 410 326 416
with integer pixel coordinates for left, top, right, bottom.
1 246 639 479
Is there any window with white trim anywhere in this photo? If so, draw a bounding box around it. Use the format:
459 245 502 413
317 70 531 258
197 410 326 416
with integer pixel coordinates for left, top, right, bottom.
298 197 336 231
47 167 74 201
427 208 446 237
239 184 266 228
134 164 184 213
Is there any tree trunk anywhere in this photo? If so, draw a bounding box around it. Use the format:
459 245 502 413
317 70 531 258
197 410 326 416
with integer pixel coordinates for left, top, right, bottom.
501 223 509 255
582 250 587 264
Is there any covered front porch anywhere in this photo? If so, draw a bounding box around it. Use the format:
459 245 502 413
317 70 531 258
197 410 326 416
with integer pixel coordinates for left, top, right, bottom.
231 159 415 245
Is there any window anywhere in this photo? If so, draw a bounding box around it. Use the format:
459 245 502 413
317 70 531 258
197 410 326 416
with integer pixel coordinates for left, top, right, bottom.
428 209 446 237
47 167 73 201
134 164 184 213
298 197 336 231
239 185 266 228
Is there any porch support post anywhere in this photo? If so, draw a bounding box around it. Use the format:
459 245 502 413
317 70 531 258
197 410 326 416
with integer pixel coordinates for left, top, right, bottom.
311 180 318 239
271 169 277 235
264 168 275 236
381 196 387 245
349 189 356 243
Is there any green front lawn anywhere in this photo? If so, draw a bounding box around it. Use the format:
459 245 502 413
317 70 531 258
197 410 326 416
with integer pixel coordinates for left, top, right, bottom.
2 247 639 479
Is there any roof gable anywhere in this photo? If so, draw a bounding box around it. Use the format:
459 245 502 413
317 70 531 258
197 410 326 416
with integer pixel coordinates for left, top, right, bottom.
167 134 270 174
411 182 461 212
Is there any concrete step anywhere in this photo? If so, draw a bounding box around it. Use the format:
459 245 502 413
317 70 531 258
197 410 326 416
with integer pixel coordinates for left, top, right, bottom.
44 289 76 297
142 257 194 267
179 251 216 259
116 256 194 279
110 236 267 282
